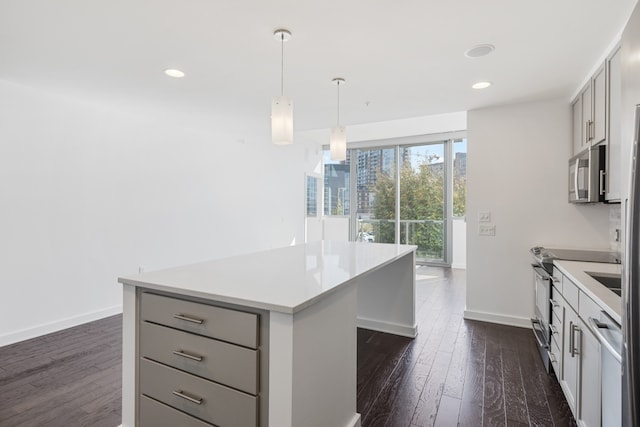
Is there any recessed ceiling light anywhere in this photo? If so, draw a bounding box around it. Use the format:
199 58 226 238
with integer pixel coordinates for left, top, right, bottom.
164 68 185 78
465 44 495 58
472 81 492 89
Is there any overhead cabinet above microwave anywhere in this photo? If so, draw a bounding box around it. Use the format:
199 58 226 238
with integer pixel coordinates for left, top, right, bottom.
572 64 607 155
569 44 622 204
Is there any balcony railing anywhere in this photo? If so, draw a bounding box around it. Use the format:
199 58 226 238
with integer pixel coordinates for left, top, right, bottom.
356 218 445 262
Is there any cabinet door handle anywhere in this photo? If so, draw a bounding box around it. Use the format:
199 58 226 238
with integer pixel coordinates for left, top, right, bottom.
589 120 595 140
600 170 606 196
173 350 204 362
569 320 575 357
584 120 591 144
550 324 558 335
173 314 204 325
550 299 560 308
172 390 204 405
585 121 590 143
571 323 581 357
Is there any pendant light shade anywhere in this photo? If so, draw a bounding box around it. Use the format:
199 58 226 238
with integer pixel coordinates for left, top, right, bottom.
272 96 293 145
330 125 346 161
272 29 293 145
330 78 346 161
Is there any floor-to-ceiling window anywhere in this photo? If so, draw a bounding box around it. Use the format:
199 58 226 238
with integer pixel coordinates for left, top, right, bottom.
321 133 465 265
353 147 396 244
323 150 351 217
399 142 447 262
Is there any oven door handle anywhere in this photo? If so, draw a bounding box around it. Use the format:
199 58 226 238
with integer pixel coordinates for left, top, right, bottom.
588 316 622 363
533 266 551 280
531 318 549 349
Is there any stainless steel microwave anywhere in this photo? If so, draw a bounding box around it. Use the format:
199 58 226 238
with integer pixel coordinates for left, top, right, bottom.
569 145 606 203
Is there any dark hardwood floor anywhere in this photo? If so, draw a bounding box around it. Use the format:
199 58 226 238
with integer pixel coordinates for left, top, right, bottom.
0 315 122 427
0 267 575 427
357 267 576 427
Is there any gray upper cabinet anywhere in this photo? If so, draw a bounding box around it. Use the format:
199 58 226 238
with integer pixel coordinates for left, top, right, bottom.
606 45 622 202
572 63 607 156
571 46 624 204
592 65 607 145
572 96 584 155
572 85 590 155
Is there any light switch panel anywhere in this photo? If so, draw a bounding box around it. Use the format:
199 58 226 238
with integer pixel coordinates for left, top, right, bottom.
478 211 492 222
478 224 496 236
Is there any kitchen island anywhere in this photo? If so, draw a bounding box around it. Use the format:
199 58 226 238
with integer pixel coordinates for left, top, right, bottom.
118 241 417 427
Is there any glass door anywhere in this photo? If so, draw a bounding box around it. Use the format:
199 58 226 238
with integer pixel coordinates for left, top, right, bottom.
399 143 446 263
348 135 465 265
353 147 396 244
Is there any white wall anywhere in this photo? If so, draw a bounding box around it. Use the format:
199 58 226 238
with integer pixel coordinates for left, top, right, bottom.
466 99 611 327
0 80 306 345
452 218 467 269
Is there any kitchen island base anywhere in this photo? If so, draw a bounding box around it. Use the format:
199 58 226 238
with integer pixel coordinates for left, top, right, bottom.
119 242 416 427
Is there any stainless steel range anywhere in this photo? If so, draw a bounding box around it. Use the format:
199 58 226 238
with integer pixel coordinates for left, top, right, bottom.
529 246 620 373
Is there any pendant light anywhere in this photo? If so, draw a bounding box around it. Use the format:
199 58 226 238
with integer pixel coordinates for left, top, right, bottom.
330 77 346 161
272 29 293 145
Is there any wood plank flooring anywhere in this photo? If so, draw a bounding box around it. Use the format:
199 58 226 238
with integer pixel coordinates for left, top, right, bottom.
0 315 122 427
357 266 576 426
0 267 575 426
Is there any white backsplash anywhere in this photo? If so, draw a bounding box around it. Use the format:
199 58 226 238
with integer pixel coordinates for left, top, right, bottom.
610 203 622 253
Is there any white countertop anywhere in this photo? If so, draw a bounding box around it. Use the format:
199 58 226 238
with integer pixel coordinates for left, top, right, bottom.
553 260 622 324
118 241 416 314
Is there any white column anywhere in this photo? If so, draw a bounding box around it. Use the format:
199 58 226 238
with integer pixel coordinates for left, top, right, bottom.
268 312 294 426
121 284 136 427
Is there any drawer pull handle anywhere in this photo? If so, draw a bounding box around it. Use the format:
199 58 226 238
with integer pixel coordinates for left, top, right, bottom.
173 314 204 324
549 299 560 308
173 350 204 362
173 390 203 405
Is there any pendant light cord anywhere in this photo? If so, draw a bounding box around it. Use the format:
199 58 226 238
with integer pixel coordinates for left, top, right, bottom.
280 33 284 96
336 81 340 126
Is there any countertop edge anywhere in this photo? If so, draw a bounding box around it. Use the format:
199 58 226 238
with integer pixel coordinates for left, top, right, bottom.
117 242 417 315
553 260 622 324
117 278 296 313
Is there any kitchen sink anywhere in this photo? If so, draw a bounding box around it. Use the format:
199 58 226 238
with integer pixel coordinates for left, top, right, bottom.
586 272 622 296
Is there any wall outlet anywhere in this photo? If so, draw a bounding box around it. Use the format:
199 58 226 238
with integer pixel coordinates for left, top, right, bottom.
478 211 492 222
138 266 145 274
478 224 496 236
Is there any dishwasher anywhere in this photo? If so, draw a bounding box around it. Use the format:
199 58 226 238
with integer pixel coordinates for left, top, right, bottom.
589 311 623 426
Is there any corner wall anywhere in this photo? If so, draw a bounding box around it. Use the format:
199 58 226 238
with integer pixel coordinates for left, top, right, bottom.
466 99 610 327
0 80 306 345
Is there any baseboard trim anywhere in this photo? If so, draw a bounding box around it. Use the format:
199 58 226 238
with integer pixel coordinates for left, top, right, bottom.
357 317 418 338
463 310 531 329
0 305 123 347
347 413 362 427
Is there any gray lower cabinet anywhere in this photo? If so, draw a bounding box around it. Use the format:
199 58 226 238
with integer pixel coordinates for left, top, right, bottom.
553 270 602 427
561 302 580 415
138 291 260 427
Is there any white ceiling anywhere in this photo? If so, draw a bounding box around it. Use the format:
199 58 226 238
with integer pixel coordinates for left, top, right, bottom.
0 0 637 133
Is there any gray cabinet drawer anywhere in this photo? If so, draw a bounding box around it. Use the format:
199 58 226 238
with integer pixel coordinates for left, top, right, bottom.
140 321 258 395
140 358 258 427
140 292 258 349
562 277 579 312
140 395 214 427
